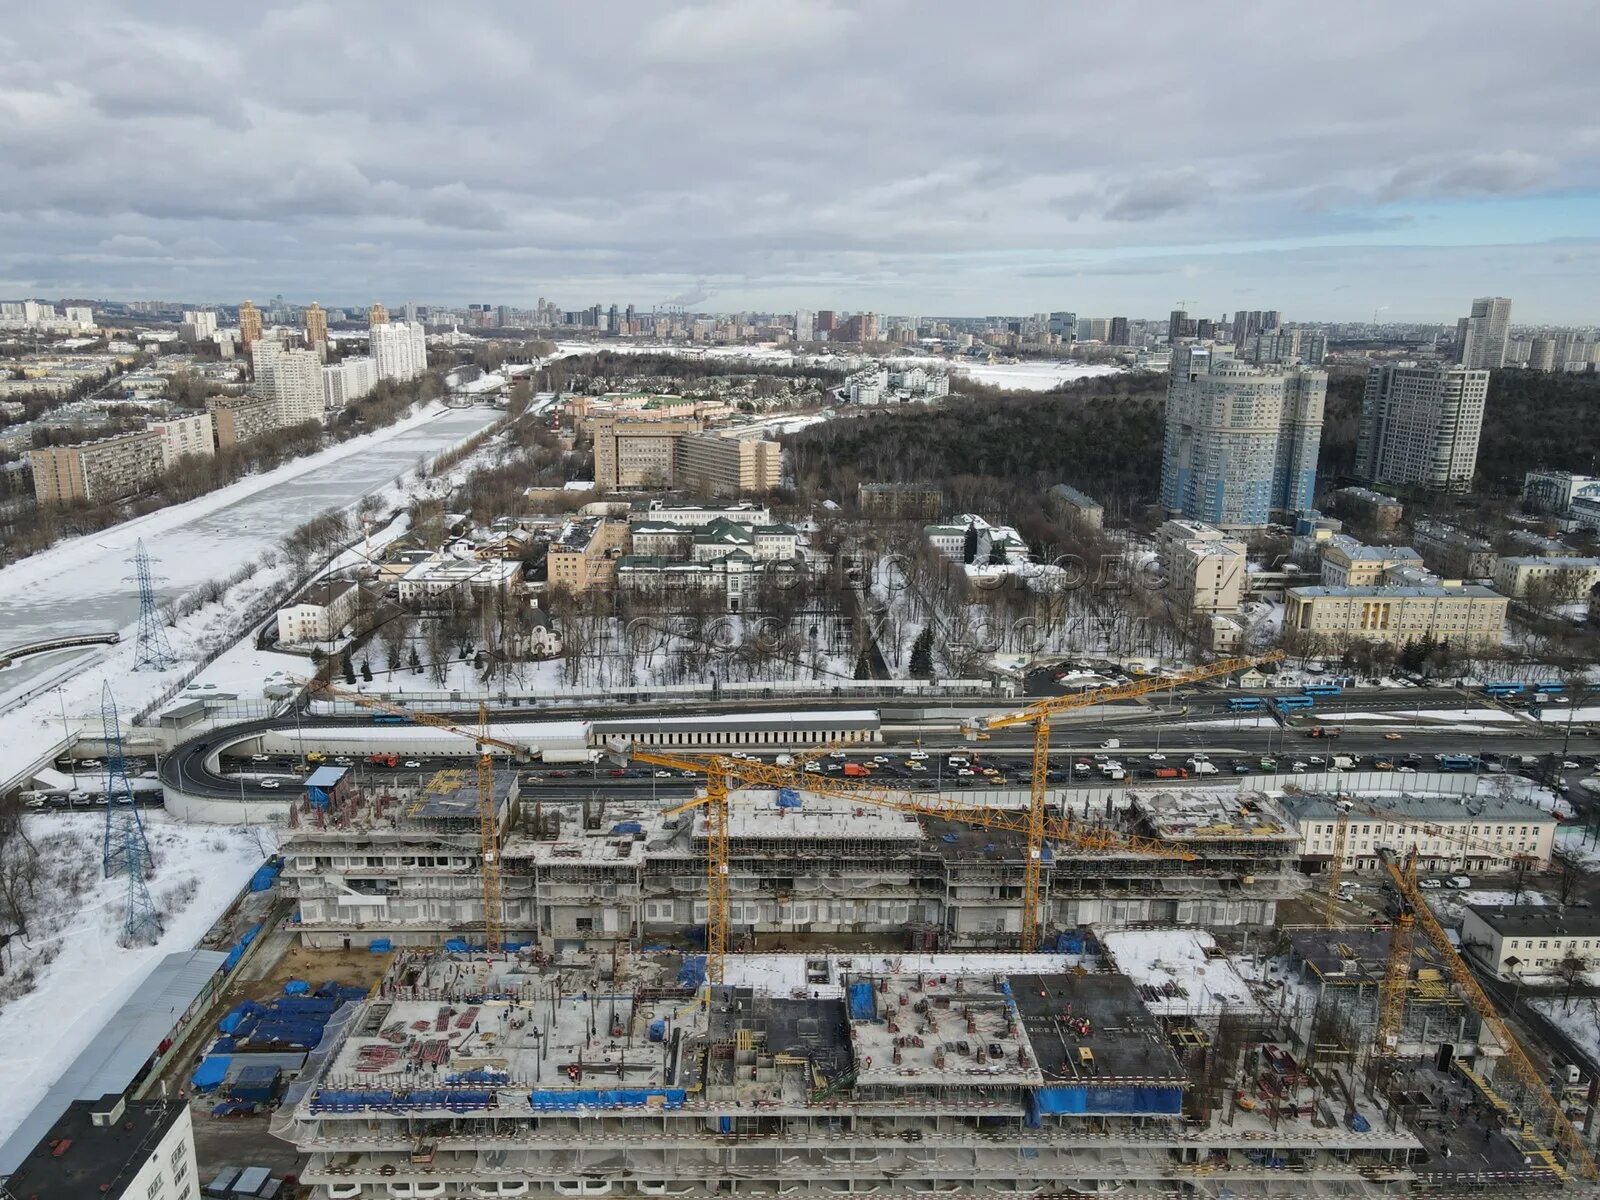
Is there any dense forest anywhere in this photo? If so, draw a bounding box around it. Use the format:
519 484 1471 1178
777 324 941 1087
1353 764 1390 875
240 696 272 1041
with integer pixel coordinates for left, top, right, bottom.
784 372 1166 523
1475 370 1600 493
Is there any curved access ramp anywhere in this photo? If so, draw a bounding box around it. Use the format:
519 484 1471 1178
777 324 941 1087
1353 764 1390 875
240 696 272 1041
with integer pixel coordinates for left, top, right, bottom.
0 631 121 669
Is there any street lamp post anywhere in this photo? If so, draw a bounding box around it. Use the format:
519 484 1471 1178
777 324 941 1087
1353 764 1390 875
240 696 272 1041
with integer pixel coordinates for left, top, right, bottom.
57 688 76 788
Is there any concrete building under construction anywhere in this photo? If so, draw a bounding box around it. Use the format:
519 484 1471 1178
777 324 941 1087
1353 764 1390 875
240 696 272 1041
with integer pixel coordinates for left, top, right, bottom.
270 943 1579 1197
278 782 1306 953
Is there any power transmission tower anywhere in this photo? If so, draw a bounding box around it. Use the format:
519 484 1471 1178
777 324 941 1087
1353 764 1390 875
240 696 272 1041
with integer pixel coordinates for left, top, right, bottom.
129 539 176 670
100 687 162 946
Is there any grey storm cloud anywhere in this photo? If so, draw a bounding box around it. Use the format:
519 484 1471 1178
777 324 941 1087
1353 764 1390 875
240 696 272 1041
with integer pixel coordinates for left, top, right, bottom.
0 0 1596 319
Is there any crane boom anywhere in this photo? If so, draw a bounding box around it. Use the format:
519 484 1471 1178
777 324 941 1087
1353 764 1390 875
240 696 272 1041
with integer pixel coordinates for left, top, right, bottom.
1381 849 1597 1179
970 650 1283 949
309 680 531 759
308 682 512 952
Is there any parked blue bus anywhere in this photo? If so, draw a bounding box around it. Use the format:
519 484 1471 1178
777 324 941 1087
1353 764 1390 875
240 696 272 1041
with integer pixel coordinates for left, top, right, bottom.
372 713 410 725
1534 682 1566 695
1302 684 1343 697
1227 697 1268 712
1481 683 1525 697
1436 753 1475 771
1275 695 1316 711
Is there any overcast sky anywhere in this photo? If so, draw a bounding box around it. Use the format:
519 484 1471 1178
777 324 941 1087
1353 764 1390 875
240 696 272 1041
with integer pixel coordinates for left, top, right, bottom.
1 0 1596 322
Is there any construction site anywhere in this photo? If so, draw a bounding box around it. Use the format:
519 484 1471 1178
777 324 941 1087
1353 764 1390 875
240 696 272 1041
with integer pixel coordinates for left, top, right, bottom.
257 660 1600 1194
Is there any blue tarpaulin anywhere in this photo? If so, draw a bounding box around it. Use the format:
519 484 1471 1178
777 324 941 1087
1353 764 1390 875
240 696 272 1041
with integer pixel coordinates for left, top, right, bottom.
191 1055 232 1092
369 938 392 952
848 981 876 1021
648 1019 667 1043
218 1001 264 1035
249 861 282 892
1027 1086 1183 1121
777 789 801 808
611 821 643 834
284 979 310 995
311 1089 494 1113
527 1088 687 1111
221 923 262 972
676 956 706 990
447 1067 509 1085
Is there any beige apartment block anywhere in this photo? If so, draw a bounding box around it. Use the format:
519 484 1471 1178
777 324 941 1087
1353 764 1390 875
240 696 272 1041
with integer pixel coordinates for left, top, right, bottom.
1285 581 1506 645
589 415 699 490
30 429 165 505
206 395 278 447
1491 555 1600 600
1155 519 1247 614
675 431 781 495
1318 534 1424 587
147 412 215 468
546 516 629 593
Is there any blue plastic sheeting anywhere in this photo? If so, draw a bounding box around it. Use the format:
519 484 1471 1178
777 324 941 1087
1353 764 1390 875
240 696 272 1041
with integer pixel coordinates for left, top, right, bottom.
369 938 392 952
777 789 801 808
284 979 310 996
611 821 643 834
219 1001 264 1034
447 1068 509 1085
718 1116 733 1133
1051 931 1088 954
191 1055 231 1092
315 982 368 1002
848 981 876 1021
676 956 706 990
211 1037 237 1054
249 862 282 892
648 1019 667 1043
1028 1086 1183 1119
1348 1112 1372 1133
221 923 263 972
311 1089 495 1113
527 1088 686 1111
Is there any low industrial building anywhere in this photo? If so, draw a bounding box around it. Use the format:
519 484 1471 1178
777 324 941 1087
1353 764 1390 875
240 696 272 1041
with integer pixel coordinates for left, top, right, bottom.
1460 905 1600 979
1332 485 1404 531
0 1095 198 1200
396 555 523 606
1492 555 1600 601
1411 519 1498 580
1278 792 1556 874
275 579 361 645
1046 483 1105 528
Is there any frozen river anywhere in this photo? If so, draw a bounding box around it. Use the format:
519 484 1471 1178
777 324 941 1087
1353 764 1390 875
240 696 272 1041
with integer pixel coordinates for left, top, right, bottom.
0 405 499 702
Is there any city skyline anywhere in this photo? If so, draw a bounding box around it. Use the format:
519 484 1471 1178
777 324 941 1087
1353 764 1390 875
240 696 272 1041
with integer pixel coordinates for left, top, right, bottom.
0 2 1595 321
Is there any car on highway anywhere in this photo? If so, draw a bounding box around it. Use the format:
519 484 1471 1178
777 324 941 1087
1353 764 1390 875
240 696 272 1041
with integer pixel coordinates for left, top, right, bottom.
404 760 422 768
81 758 102 769
1290 761 1309 771
956 768 974 777
1419 878 1442 889
1562 760 1581 769
908 750 928 761
251 753 270 762
1233 764 1251 774
828 751 847 759
334 756 353 765
1447 876 1472 889
1307 756 1325 766
804 762 821 772
908 762 926 771
260 779 281 789
1383 733 1402 741
1147 752 1166 762
607 769 626 777
873 756 891 765
654 770 673 778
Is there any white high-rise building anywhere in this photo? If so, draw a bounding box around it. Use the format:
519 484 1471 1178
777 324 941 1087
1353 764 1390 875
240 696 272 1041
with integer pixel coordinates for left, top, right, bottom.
254 341 325 426
1355 363 1489 493
63 305 95 330
1455 296 1512 370
181 310 217 339
371 320 428 382
322 355 379 410
794 309 813 343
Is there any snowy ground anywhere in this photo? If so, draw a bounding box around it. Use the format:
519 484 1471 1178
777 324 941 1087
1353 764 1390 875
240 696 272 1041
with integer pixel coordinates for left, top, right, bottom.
1334 708 1523 724
0 813 271 1146
1098 928 1259 1016
1556 826 1600 868
1425 887 1549 926
1530 995 1600 1067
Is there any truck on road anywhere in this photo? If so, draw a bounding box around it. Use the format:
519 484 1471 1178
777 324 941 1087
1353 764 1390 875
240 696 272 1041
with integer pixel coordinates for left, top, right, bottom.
1306 726 1342 739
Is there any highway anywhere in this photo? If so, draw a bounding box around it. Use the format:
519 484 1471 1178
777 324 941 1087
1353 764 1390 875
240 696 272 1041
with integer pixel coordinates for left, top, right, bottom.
152 684 1600 804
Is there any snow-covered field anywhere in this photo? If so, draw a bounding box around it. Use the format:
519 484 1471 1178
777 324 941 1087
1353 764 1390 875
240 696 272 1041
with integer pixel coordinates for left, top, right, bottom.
548 341 1123 393
0 813 270 1146
1557 826 1600 868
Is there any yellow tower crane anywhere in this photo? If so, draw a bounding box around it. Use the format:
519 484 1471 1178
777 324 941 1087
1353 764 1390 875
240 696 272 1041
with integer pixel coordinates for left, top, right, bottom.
310 682 530 953
1379 847 1598 1180
613 745 1198 986
966 650 1285 950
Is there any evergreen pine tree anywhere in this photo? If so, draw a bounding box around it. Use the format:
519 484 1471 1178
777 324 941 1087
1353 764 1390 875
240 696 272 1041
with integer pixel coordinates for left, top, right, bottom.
360 659 373 682
854 650 872 679
909 627 935 678
962 523 979 565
